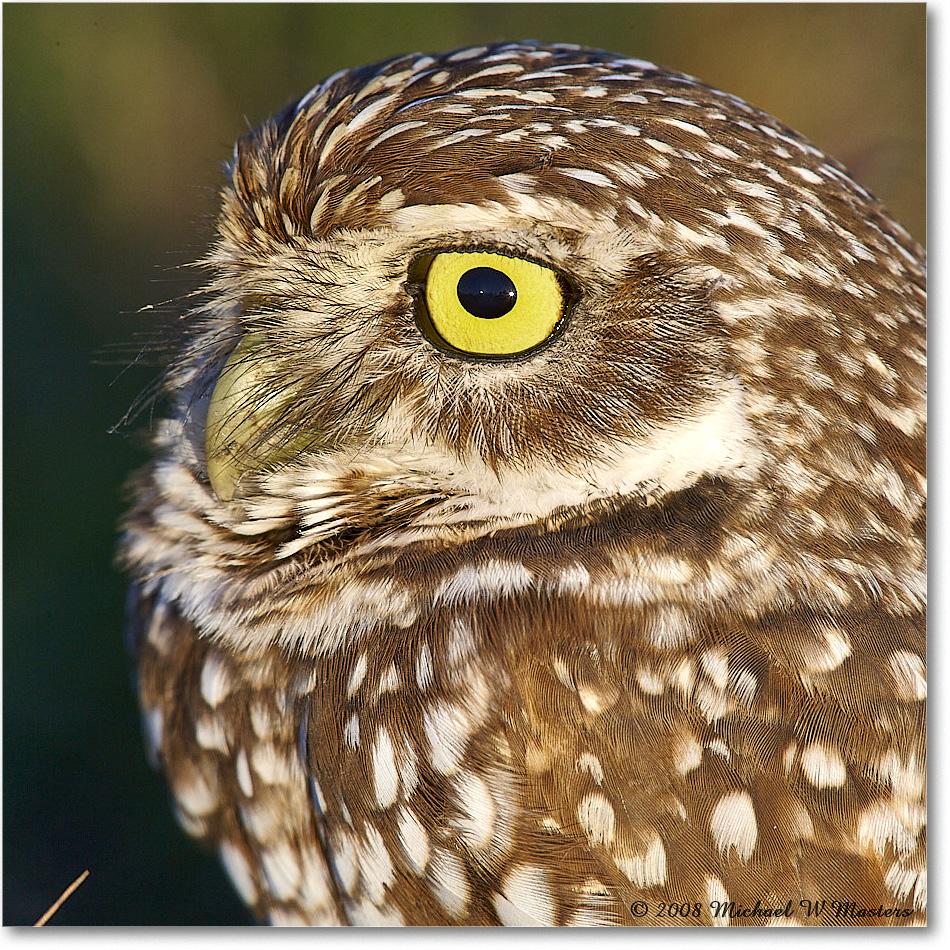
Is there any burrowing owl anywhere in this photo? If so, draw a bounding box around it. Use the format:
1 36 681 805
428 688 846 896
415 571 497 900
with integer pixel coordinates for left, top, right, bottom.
120 42 926 926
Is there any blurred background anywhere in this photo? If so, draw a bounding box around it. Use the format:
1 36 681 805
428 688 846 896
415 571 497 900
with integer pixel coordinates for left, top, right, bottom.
3 2 925 926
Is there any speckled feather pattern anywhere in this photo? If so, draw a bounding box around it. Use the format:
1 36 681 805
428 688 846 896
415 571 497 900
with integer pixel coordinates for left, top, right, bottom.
120 42 925 925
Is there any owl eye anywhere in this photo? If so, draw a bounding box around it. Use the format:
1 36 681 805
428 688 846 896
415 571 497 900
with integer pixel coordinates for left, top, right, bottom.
418 251 568 357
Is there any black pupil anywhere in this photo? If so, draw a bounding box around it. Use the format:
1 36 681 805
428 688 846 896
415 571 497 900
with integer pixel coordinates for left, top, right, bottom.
456 267 517 319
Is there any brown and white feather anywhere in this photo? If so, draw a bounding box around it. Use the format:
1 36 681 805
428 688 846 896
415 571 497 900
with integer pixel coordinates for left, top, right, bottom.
120 42 925 926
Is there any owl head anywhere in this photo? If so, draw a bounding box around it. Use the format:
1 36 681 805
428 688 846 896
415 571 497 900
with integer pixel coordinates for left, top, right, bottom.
148 41 923 636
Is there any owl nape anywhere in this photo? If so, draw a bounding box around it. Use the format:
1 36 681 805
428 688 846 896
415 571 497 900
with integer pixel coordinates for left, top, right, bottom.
120 42 926 926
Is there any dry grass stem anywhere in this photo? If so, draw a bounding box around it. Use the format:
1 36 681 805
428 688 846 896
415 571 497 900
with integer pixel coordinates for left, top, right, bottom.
33 869 90 926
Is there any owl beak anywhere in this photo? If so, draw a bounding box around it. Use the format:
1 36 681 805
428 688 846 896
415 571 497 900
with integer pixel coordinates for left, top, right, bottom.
204 332 287 501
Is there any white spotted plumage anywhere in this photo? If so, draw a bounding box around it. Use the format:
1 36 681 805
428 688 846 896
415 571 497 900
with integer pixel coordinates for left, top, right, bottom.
121 41 925 925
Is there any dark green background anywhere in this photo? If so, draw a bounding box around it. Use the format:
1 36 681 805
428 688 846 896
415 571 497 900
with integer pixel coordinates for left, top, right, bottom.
3 3 925 926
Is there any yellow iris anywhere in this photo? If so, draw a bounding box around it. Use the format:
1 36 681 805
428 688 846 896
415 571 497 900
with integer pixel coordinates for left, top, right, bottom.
420 251 567 357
